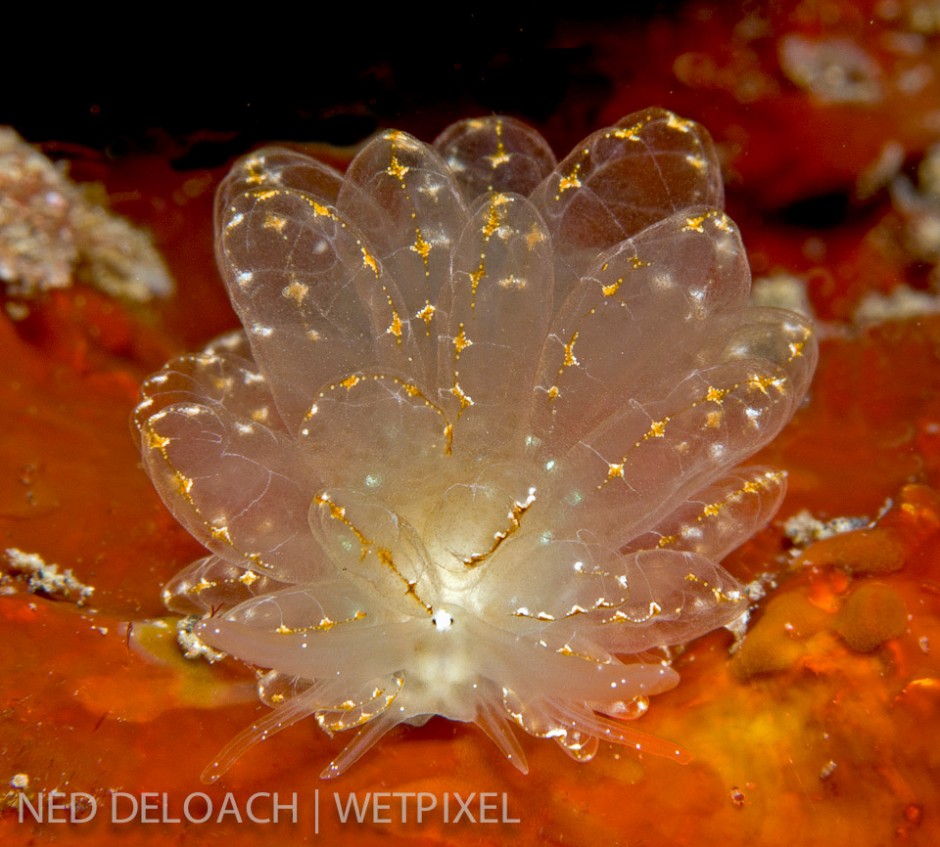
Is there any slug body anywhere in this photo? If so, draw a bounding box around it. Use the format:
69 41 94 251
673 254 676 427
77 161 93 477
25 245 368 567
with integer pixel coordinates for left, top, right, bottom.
134 110 817 781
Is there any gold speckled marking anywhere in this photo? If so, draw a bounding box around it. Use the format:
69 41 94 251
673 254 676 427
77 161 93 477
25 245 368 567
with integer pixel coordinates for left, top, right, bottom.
241 186 404 348
684 572 740 604
386 154 410 181
602 278 624 297
648 418 669 438
416 302 436 334
485 119 511 172
303 372 453 455
555 643 612 664
666 112 694 133
450 316 476 415
562 331 580 368
705 386 728 404
747 374 785 395
316 676 403 733
463 488 537 569
463 193 513 312
544 255 651 404
555 162 583 199
600 368 794 489
608 114 651 142
411 230 431 263
243 157 267 185
551 114 660 205
602 601 663 625
139 414 274 571
146 430 170 450
453 324 473 354
683 210 733 234
547 330 581 403
173 471 194 501
315 493 432 615
209 524 233 545
263 212 288 234
274 609 367 635
383 141 435 280
387 310 403 340
656 470 786 549
282 279 309 305
451 380 474 411
482 193 511 237
513 590 622 623
360 247 379 278
247 187 337 222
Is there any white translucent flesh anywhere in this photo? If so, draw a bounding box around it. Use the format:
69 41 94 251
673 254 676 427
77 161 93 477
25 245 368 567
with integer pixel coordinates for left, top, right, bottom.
136 110 818 780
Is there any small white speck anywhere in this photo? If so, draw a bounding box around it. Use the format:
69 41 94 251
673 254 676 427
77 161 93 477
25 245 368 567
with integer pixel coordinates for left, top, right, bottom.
251 323 274 338
432 610 454 631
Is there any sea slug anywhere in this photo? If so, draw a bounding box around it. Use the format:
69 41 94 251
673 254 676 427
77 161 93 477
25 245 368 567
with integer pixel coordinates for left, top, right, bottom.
133 109 817 781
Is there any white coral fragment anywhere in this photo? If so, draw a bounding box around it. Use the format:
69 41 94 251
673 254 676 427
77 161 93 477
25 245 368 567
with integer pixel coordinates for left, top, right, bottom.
4 547 94 605
134 110 817 781
0 127 172 301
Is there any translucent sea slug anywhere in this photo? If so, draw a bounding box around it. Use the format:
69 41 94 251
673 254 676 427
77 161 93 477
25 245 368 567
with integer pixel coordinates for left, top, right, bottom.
133 109 817 781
